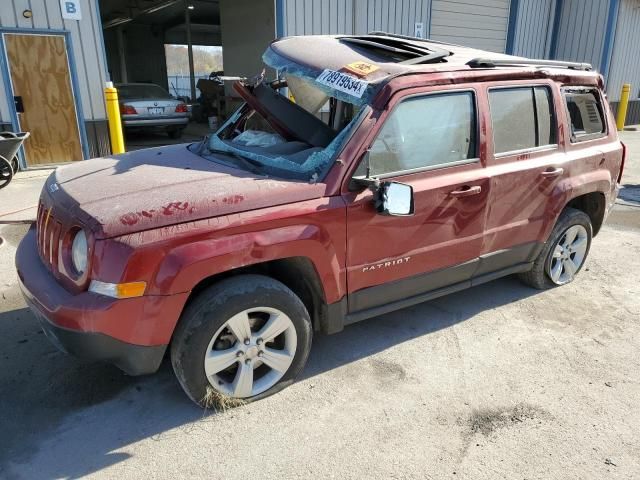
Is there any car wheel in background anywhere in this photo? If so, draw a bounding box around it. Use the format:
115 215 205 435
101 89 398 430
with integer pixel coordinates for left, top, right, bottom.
0 156 13 189
171 275 313 408
519 207 592 289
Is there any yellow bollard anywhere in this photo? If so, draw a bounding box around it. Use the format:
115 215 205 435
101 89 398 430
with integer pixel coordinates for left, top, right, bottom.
104 81 125 154
616 83 631 131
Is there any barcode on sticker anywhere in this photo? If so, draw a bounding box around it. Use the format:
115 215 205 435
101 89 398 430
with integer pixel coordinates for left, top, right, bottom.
316 69 369 99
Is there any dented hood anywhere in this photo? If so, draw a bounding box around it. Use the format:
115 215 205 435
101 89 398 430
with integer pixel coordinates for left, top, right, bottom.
48 144 326 239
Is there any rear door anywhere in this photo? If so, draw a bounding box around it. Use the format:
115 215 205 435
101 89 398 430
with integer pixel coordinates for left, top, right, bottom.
479 80 567 274
344 85 490 314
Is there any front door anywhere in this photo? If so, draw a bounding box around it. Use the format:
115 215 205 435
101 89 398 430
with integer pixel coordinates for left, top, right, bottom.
3 33 83 166
345 86 490 313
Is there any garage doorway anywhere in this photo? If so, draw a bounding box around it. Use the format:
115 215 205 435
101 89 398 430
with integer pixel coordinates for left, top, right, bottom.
2 33 83 167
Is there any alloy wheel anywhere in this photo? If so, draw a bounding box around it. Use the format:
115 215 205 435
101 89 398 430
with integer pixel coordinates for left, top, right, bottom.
547 224 589 285
203 307 297 398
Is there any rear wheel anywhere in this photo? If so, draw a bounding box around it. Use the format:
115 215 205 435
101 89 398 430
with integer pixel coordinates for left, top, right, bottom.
171 275 312 407
519 207 592 289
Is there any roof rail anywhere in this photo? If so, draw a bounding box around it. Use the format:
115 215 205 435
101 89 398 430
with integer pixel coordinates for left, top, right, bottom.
467 58 592 71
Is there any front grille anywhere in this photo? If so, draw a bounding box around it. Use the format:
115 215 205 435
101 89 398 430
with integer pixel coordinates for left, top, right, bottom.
36 202 62 273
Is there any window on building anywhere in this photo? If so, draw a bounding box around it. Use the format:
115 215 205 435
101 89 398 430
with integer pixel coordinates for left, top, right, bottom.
164 44 223 98
564 89 605 141
361 91 477 177
489 86 556 154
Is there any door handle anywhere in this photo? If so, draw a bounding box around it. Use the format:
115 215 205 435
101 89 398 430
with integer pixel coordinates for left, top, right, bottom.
449 185 482 198
541 167 564 178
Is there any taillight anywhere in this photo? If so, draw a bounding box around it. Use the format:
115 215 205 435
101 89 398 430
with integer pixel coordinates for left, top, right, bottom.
618 141 626 184
119 104 137 115
175 103 188 113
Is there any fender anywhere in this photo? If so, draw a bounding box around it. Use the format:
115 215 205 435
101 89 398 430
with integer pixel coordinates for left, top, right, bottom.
153 224 346 301
542 167 612 240
93 196 347 305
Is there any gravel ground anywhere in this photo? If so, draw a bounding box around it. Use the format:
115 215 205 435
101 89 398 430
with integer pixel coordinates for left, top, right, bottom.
0 132 638 480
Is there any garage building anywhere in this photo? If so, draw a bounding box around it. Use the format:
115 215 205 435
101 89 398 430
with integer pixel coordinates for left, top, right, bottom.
0 0 638 169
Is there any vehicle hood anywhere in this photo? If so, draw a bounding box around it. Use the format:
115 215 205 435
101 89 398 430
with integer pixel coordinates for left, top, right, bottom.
47 144 326 239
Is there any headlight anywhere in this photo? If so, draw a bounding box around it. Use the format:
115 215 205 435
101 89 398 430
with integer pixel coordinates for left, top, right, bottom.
71 230 88 275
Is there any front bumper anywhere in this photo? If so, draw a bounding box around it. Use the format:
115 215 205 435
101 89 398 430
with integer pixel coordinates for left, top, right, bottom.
604 182 620 224
16 227 189 375
31 305 166 375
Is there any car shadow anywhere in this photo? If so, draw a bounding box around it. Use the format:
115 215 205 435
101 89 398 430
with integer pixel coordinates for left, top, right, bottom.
0 275 538 478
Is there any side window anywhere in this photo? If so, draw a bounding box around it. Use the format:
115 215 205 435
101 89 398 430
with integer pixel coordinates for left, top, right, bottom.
489 86 556 154
564 88 605 141
360 91 477 177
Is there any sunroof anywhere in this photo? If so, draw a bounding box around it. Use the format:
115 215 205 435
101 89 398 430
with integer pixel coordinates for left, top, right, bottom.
338 35 451 65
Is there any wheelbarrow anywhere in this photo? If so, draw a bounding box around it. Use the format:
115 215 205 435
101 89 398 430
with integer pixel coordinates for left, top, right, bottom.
0 132 29 190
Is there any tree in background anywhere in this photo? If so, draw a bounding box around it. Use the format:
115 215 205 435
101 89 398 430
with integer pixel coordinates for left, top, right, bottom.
165 44 223 76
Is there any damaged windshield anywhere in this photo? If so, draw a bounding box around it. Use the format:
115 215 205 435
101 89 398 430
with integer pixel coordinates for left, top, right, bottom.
198 73 367 181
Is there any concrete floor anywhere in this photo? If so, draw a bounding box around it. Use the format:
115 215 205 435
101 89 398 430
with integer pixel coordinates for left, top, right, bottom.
0 132 638 479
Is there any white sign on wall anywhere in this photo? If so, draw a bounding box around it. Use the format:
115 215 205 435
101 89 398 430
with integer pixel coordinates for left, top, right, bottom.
60 0 82 20
414 22 424 38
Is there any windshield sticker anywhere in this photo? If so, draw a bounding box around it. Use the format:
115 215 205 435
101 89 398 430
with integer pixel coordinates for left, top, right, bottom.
343 61 379 77
315 69 369 99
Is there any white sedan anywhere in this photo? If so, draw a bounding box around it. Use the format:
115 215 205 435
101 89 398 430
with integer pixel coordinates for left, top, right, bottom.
117 83 189 139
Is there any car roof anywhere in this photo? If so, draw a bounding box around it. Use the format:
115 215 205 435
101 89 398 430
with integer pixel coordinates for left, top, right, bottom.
266 33 600 86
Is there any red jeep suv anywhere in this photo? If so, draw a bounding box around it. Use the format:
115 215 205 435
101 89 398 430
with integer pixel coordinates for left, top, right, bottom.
16 33 624 406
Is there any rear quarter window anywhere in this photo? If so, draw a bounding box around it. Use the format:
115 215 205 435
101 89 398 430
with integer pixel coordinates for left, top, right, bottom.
563 88 606 141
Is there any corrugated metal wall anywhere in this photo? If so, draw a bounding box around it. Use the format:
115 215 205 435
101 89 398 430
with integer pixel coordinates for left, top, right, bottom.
284 0 355 35
430 0 511 53
552 0 609 68
606 0 640 102
511 0 555 58
356 0 431 36
282 0 431 37
282 0 509 50
0 0 108 126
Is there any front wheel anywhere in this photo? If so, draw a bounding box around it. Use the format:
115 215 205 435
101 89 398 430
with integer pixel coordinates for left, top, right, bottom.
519 207 592 289
171 275 312 407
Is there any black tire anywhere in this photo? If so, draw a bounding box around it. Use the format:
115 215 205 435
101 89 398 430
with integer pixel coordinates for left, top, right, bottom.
167 128 183 139
518 207 592 289
171 275 313 407
10 156 19 175
0 156 13 189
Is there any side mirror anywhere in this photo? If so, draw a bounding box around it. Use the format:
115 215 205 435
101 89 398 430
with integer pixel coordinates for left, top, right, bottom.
376 181 414 216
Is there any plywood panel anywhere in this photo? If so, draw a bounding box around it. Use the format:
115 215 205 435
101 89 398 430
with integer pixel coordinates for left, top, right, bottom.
5 34 83 165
